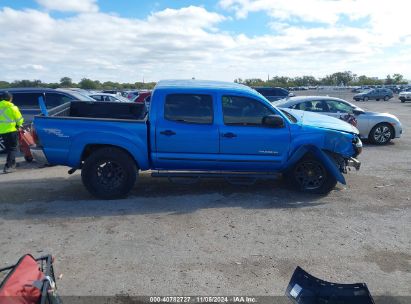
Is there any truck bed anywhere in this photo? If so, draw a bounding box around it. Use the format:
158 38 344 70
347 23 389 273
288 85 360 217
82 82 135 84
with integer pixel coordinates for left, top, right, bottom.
33 101 150 169
47 101 147 121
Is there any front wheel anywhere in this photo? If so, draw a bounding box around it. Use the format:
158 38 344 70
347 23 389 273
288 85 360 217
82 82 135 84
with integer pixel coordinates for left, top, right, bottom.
363 96 369 101
284 156 337 194
383 96 389 101
81 147 137 199
368 123 393 145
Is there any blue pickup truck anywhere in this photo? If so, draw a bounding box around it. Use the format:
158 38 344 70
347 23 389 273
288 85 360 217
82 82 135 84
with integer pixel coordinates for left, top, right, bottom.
31 80 362 199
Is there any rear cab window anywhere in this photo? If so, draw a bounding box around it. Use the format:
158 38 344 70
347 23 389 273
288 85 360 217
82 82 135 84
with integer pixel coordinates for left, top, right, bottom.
164 94 213 124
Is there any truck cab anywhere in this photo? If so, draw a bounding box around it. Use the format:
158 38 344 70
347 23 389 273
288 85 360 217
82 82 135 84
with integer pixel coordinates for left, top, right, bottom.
32 80 362 199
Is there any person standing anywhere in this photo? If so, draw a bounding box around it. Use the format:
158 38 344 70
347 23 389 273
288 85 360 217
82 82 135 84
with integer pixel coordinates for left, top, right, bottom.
0 91 24 173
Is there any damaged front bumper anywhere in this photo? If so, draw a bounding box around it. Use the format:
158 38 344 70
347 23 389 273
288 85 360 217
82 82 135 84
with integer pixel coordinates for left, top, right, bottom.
347 157 361 170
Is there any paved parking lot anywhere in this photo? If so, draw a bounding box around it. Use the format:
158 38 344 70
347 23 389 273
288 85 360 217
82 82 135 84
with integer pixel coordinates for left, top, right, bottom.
0 91 410 300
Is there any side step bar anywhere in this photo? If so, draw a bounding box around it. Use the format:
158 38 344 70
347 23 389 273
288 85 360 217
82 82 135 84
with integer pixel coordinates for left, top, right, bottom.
151 170 281 179
151 170 281 185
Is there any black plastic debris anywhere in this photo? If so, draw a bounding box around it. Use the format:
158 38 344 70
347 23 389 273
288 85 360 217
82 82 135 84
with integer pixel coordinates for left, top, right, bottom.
285 266 375 304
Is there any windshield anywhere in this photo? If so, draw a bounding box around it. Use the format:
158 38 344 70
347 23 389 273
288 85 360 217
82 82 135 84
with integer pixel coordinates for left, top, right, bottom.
280 108 297 123
271 98 289 107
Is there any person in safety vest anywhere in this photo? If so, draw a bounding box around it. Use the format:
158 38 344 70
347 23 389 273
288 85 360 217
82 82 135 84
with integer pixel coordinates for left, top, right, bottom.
0 91 24 173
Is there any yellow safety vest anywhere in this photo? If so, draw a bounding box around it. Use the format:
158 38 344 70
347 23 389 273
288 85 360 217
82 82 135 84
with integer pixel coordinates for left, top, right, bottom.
0 100 24 134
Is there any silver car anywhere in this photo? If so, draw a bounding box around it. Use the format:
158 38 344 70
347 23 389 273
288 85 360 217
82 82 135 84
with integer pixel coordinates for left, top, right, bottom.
88 93 131 103
399 89 411 103
274 96 402 145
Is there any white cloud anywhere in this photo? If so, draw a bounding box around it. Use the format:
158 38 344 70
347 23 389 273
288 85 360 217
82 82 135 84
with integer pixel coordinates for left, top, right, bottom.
219 0 411 44
36 0 98 13
0 3 410 83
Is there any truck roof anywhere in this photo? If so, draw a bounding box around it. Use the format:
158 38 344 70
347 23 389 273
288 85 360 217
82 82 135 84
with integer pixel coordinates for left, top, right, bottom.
155 79 257 95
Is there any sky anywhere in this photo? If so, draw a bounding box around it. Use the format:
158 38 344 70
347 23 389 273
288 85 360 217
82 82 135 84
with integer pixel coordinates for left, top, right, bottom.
0 0 410 83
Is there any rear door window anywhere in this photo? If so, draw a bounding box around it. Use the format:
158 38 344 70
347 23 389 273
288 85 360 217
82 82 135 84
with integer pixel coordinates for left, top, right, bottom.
164 94 213 124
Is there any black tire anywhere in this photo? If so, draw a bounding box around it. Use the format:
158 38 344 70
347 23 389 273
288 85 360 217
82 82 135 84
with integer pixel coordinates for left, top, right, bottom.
363 96 369 101
24 155 33 162
284 156 337 194
383 96 389 101
368 123 393 145
81 147 137 199
401 100 405 103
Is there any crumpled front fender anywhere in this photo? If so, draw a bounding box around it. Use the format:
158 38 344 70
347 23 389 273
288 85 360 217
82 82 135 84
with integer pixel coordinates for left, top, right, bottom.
285 145 346 185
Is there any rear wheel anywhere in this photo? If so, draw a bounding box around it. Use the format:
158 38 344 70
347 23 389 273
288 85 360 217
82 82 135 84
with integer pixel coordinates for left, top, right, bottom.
81 147 137 199
285 156 337 194
369 123 393 145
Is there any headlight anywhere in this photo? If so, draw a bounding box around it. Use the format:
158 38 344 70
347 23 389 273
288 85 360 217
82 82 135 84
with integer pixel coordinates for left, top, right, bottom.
353 136 362 157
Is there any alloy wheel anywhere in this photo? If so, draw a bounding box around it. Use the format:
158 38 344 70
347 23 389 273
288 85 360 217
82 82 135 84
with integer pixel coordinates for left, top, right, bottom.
373 125 391 144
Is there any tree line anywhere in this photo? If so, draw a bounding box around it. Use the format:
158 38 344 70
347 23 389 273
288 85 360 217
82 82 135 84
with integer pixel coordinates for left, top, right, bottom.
0 77 156 90
0 72 408 90
234 71 408 87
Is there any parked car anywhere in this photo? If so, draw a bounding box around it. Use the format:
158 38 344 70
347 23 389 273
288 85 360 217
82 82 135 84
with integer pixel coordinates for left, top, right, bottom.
398 89 411 102
353 88 393 101
351 87 369 93
131 91 151 103
102 90 121 95
0 88 95 124
89 93 131 103
273 96 402 145
125 90 140 100
63 88 93 95
31 80 362 199
253 87 293 102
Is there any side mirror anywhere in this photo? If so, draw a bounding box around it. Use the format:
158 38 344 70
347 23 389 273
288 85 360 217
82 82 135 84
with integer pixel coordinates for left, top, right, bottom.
262 114 285 128
353 109 364 115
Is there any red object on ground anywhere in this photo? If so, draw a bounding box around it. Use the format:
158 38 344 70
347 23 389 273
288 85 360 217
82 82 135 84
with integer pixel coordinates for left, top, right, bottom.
134 91 151 103
0 255 44 304
18 127 35 162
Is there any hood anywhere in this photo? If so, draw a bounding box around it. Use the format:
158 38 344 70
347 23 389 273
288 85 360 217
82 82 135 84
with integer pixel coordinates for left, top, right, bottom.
363 111 400 120
283 108 359 134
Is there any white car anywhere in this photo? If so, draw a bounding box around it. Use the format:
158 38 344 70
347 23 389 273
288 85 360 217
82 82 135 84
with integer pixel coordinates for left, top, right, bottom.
274 96 403 145
399 90 411 103
88 93 131 103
